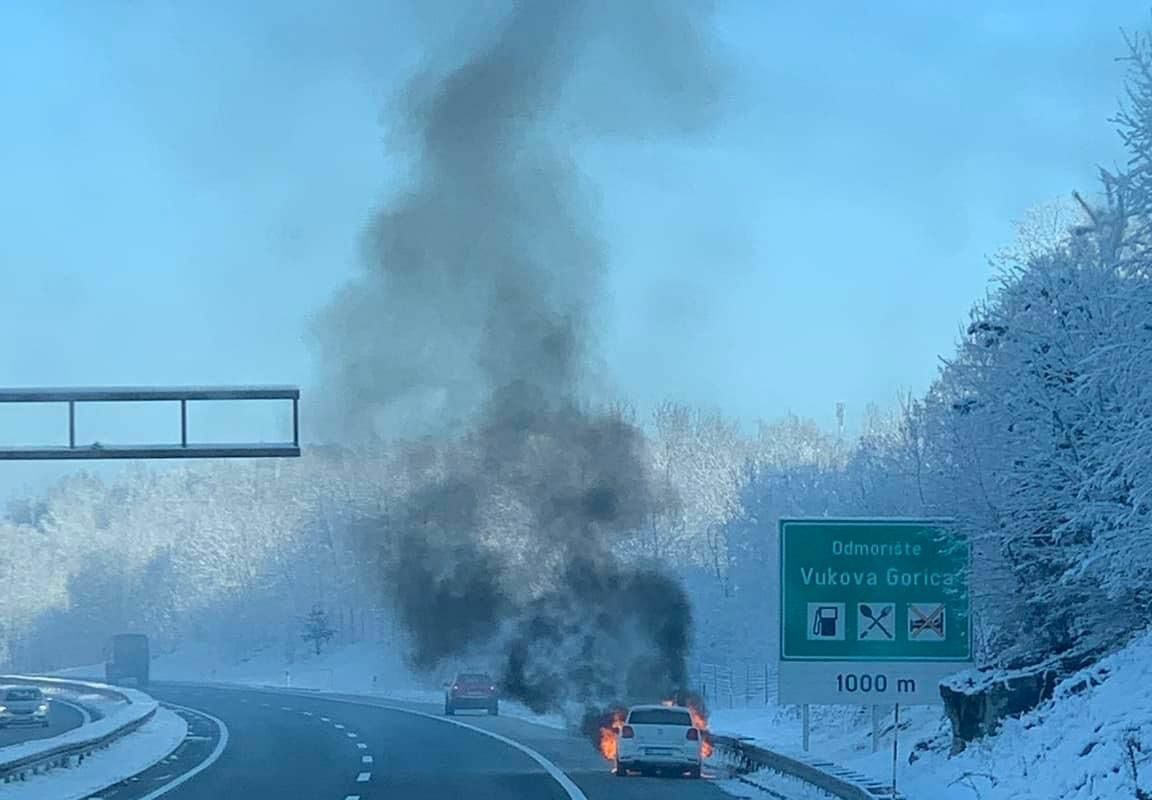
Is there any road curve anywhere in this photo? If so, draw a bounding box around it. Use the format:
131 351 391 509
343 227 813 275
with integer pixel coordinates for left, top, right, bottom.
110 684 733 800
0 697 86 748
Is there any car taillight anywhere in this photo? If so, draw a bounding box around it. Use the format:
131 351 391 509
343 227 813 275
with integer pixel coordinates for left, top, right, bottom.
686 727 700 741
620 725 635 738
451 684 459 691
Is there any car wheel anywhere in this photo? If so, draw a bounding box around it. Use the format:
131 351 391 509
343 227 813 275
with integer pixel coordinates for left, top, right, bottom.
687 765 701 779
614 761 628 777
489 703 499 716
444 704 455 716
42 721 50 729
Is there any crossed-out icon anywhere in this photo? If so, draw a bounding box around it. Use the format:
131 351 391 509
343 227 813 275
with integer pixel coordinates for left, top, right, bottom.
908 603 946 641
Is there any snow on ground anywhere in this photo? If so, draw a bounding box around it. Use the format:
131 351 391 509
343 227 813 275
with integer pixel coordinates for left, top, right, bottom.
54 629 1152 799
1 706 186 800
709 628 1152 800
718 773 838 800
46 684 128 720
60 640 571 731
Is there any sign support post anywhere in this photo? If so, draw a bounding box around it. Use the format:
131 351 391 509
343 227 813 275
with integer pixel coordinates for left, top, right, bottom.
872 704 881 752
802 704 810 752
891 703 900 797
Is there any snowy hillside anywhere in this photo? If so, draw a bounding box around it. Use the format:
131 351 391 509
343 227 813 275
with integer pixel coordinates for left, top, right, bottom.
708 628 1152 800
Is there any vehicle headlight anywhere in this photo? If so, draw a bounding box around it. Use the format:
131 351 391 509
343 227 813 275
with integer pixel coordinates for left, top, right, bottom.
37 704 48 712
0 706 7 712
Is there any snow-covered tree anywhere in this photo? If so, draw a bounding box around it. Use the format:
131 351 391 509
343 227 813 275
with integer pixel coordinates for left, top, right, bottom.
301 605 336 656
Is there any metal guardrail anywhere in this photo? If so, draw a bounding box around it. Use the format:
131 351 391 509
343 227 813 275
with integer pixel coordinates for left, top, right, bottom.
0 676 157 784
711 732 902 800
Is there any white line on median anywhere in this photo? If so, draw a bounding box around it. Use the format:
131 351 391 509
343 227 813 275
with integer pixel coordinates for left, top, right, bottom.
346 732 357 738
136 704 230 800
334 723 345 729
344 796 361 800
55 698 93 725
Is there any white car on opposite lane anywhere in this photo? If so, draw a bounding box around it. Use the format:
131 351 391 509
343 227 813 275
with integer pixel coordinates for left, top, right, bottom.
0 686 50 729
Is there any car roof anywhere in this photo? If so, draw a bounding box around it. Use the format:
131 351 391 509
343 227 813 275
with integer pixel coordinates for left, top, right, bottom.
628 703 690 712
0 685 42 693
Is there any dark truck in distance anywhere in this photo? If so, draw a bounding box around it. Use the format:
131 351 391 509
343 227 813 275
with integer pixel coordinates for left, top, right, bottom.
105 634 150 687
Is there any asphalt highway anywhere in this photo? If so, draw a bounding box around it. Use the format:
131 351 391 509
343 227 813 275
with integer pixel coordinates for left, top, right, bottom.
0 696 86 747
91 683 738 800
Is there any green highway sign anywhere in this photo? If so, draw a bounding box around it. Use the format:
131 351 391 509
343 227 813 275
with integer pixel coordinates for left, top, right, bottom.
778 518 972 705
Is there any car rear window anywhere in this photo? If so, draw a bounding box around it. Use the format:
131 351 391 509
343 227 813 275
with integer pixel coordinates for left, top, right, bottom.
458 674 491 683
627 708 692 726
4 688 42 701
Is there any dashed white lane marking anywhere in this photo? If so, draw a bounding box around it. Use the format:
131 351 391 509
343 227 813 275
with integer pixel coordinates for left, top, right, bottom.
356 742 367 749
344 796 361 800
135 704 230 800
334 723 346 729
321 716 331 722
362 755 373 764
302 711 313 717
281 706 293 711
239 698 248 703
260 703 271 708
346 732 358 738
356 772 371 783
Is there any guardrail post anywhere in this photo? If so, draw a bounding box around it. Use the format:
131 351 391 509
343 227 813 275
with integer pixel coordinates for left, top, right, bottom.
802 704 810 752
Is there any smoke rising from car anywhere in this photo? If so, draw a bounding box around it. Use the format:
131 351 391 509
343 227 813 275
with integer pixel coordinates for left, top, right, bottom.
314 0 726 712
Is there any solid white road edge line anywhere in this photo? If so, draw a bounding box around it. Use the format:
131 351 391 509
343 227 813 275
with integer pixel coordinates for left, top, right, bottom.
55 698 93 725
134 703 230 800
171 685 591 800
371 702 588 800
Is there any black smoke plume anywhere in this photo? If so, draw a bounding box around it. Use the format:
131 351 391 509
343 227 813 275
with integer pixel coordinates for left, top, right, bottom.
314 0 726 713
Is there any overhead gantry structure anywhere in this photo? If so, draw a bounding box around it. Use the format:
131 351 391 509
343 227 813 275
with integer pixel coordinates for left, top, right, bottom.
0 385 301 460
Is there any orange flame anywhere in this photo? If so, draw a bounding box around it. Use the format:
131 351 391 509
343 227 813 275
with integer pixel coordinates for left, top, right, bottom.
598 709 627 761
687 703 713 759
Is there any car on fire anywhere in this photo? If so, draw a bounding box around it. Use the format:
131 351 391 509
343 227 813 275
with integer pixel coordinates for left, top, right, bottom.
443 671 499 716
614 703 703 778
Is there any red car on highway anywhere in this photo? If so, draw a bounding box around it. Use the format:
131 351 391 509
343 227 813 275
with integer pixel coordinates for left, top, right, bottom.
444 671 499 716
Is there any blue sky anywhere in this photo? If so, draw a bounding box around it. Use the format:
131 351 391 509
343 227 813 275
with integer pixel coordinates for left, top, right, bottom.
0 1 1144 494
